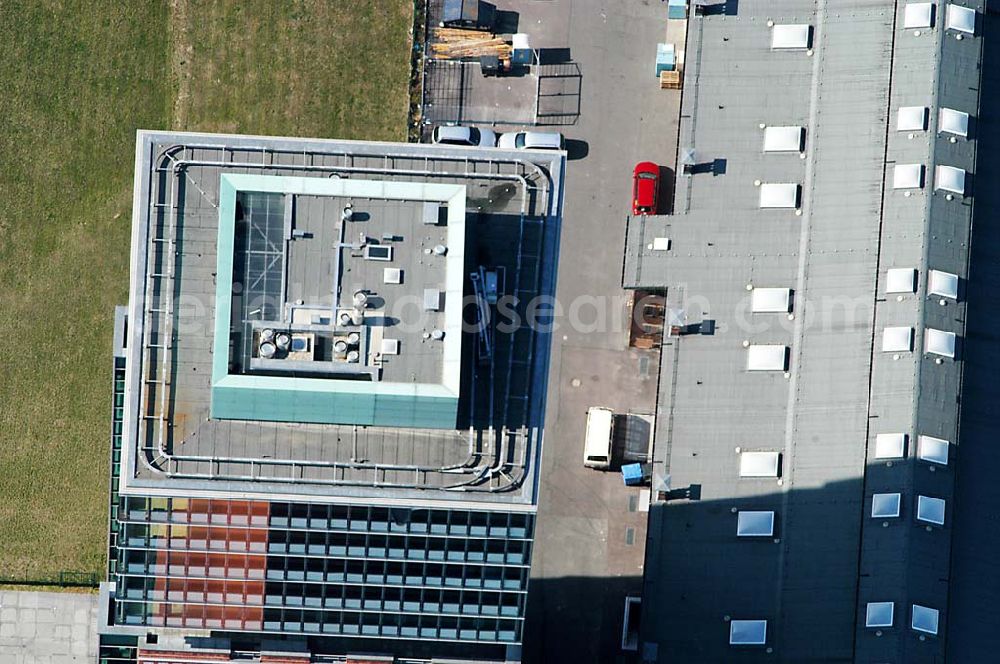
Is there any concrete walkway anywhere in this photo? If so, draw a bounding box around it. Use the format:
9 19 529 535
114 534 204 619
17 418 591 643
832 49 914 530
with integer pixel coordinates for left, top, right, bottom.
0 590 98 663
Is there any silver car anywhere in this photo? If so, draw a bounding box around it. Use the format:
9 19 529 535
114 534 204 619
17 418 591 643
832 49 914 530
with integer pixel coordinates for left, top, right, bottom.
497 131 565 151
431 125 498 147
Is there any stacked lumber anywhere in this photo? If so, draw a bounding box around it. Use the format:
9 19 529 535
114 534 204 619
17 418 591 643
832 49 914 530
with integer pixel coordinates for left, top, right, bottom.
431 28 512 59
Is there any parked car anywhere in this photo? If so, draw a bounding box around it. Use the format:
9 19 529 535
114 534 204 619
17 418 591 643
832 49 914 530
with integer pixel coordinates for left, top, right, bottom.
498 131 566 151
431 125 497 147
632 161 660 215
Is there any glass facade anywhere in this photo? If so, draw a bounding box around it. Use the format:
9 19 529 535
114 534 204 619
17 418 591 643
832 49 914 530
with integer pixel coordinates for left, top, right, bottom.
107 356 126 580
112 496 532 643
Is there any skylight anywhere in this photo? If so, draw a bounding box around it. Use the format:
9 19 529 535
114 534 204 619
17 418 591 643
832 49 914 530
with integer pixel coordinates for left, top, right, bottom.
893 164 924 189
928 270 959 299
740 452 781 478
759 183 800 208
871 493 901 519
882 327 913 352
897 106 928 131
903 3 934 29
886 268 917 294
939 107 970 137
746 345 788 371
946 4 976 34
762 126 804 152
924 328 956 358
917 435 949 466
874 433 907 459
912 604 940 635
866 602 895 628
917 496 946 526
751 288 792 313
935 165 966 195
737 511 775 537
729 619 768 645
771 24 810 49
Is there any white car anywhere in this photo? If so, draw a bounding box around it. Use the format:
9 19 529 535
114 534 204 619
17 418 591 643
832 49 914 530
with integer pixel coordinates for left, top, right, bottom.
431 125 497 147
498 131 565 151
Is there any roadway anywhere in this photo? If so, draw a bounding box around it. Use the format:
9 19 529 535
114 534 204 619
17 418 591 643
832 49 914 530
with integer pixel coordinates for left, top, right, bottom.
488 2 681 662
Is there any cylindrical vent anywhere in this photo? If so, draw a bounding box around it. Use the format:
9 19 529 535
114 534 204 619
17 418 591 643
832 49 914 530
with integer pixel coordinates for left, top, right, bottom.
347 331 361 346
339 312 353 326
260 328 275 343
341 204 354 222
351 309 364 325
334 340 349 354
275 333 291 350
433 244 448 256
353 290 369 308
431 329 445 341
346 350 360 363
259 341 276 358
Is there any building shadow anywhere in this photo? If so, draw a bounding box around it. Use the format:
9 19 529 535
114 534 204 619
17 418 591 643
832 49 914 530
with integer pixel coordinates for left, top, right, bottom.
656 166 675 214
523 575 644 664
565 139 589 161
947 5 1000 659
523 464 964 663
694 0 740 17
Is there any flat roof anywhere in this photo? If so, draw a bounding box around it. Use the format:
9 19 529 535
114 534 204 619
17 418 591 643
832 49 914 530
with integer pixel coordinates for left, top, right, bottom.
209 174 467 429
628 0 982 660
120 130 566 508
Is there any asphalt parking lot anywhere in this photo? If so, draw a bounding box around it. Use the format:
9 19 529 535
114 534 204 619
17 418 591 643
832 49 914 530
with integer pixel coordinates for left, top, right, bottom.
422 2 682 662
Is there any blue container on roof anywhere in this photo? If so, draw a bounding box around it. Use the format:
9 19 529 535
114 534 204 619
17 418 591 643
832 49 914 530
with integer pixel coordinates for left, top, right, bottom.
656 43 676 76
668 0 687 20
622 463 645 486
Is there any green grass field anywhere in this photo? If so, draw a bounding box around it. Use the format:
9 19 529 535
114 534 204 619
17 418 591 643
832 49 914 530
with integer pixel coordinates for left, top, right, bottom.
0 0 413 579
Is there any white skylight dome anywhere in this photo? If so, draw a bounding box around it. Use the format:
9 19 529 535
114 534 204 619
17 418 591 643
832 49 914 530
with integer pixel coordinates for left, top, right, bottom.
897 106 928 131
763 126 804 152
917 435 949 466
866 602 895 628
886 268 917 293
917 496 946 526
874 433 907 459
729 619 768 645
946 4 976 34
737 511 775 537
894 164 924 189
771 24 810 49
872 493 901 518
903 3 934 29
751 288 792 313
759 183 800 208
740 451 780 478
882 327 914 352
746 345 788 371
924 328 956 358
928 269 959 299
935 165 966 195
912 604 940 635
939 107 970 137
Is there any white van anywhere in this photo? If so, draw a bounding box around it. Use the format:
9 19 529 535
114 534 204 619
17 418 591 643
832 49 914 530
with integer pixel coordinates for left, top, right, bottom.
584 406 615 469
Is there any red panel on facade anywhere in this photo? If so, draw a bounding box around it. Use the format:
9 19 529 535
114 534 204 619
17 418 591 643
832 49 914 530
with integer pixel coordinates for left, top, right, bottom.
153 499 270 630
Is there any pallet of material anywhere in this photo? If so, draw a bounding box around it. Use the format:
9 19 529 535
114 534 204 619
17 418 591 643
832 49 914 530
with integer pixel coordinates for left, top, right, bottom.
660 69 683 89
430 27 512 59
432 27 495 41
